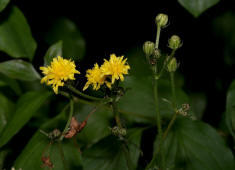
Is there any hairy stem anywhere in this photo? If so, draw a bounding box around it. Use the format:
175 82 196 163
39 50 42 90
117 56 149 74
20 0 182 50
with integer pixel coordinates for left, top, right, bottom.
60 100 74 141
67 85 103 101
112 101 122 128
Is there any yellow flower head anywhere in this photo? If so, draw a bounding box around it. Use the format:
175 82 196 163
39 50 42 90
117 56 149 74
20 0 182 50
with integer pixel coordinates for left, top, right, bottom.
101 54 130 84
83 63 111 91
40 56 80 94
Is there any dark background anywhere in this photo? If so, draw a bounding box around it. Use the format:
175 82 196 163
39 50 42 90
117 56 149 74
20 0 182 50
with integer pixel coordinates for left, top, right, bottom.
13 0 235 126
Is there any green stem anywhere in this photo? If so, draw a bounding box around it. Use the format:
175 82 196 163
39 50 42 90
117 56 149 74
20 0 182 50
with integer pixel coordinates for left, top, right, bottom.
153 77 165 169
112 101 122 128
170 72 176 109
155 25 161 49
60 100 74 141
157 49 176 79
162 112 178 140
67 85 103 101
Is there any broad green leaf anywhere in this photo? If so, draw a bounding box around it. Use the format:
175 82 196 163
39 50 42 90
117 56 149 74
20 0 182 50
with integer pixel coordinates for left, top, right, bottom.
74 103 113 145
0 74 22 95
0 93 14 134
151 117 235 170
44 40 63 66
178 0 219 17
0 6 37 60
83 128 144 170
0 91 51 148
0 60 40 81
119 48 193 124
0 0 9 12
45 17 86 60
225 80 235 139
14 105 82 170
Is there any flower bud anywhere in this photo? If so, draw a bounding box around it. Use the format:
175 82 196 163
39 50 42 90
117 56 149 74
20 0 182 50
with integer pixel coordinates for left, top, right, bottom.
167 57 178 72
119 128 127 136
143 41 155 56
155 13 168 27
168 35 181 50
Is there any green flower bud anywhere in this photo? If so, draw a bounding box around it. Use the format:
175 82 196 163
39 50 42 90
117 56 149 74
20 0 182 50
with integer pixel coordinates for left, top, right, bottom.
119 128 127 136
156 13 168 27
168 35 181 50
167 57 178 72
143 41 155 56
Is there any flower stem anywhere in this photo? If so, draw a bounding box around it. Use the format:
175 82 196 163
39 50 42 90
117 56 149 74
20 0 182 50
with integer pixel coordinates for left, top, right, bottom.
170 72 176 109
67 85 103 101
60 100 74 141
112 101 122 128
155 25 161 49
157 49 176 79
162 71 178 140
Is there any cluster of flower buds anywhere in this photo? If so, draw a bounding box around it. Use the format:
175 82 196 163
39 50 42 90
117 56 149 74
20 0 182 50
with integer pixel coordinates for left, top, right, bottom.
110 126 127 137
177 104 190 116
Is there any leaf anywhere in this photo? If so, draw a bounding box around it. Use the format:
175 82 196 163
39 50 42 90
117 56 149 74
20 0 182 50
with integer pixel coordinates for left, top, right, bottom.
225 80 235 140
44 40 63 66
45 17 86 60
178 0 220 17
74 103 113 145
151 117 235 170
0 6 37 60
82 128 144 170
0 91 51 148
0 60 40 81
0 0 10 12
0 93 14 134
0 73 22 95
14 104 83 170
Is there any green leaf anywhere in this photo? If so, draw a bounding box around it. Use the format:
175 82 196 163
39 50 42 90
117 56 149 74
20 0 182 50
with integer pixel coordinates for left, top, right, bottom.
0 91 51 148
74 103 113 145
0 0 10 12
0 60 40 81
14 104 82 170
0 74 22 95
45 17 86 60
225 80 235 140
0 6 37 60
0 93 14 134
178 0 220 17
44 40 63 66
83 128 144 170
152 118 235 170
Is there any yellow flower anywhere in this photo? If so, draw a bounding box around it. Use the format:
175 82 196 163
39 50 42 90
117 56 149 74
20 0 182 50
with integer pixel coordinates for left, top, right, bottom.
101 54 130 84
40 56 80 94
83 63 111 91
